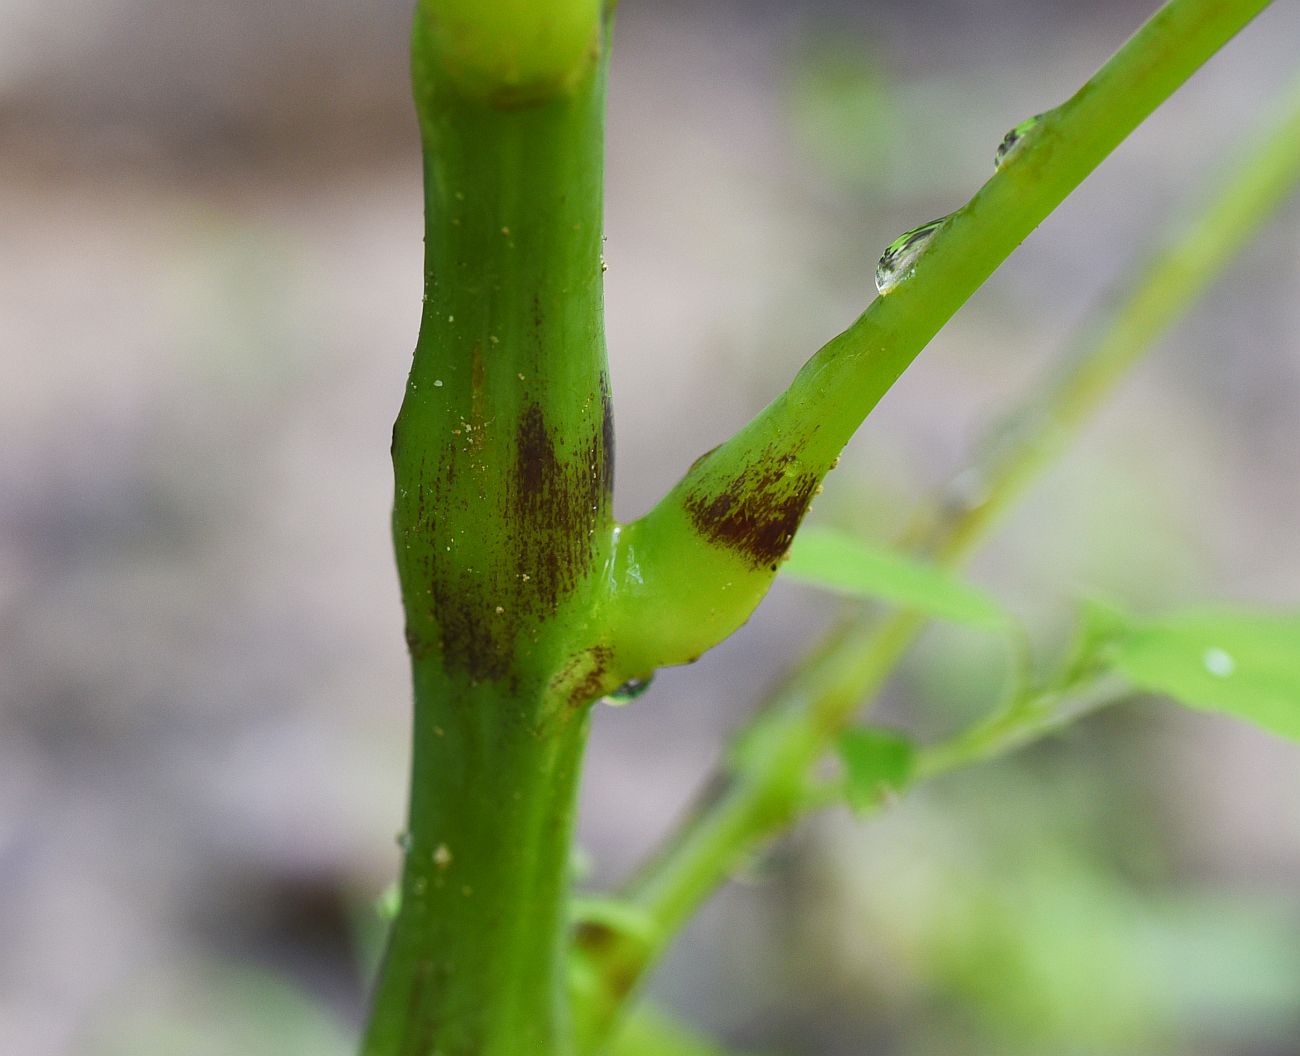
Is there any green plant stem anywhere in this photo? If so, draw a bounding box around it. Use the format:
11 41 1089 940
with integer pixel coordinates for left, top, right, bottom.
931 67 1300 564
574 56 1300 1050
912 676 1122 783
364 668 591 1055
603 0 1273 682
805 672 1129 814
364 5 616 1055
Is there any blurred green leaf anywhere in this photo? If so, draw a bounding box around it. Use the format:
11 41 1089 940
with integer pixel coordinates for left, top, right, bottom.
90 963 351 1056
786 38 893 191
1107 609 1300 741
1147 894 1300 1035
837 726 917 812
782 526 1010 629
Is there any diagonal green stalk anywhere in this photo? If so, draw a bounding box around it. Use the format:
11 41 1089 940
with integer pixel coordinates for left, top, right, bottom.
573 60 1300 1050
600 0 1274 685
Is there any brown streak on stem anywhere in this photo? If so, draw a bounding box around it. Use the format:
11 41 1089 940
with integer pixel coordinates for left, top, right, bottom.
683 447 820 570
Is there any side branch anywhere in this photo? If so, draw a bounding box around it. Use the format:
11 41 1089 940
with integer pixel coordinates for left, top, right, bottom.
601 0 1273 684
574 51 1300 1052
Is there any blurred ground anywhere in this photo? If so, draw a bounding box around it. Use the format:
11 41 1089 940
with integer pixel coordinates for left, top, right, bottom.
2 2 1299 1054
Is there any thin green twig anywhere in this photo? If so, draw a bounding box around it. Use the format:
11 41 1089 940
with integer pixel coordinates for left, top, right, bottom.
600 0 1273 684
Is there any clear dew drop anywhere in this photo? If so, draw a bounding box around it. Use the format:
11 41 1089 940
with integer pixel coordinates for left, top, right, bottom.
1203 647 1236 678
605 675 655 706
375 882 401 921
396 830 413 852
994 113 1044 169
875 216 949 295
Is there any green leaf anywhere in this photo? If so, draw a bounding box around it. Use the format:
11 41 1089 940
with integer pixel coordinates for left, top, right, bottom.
1108 609 1300 741
781 526 1010 629
837 726 917 812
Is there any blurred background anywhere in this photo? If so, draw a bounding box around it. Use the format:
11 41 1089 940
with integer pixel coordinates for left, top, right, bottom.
2 1 1300 1053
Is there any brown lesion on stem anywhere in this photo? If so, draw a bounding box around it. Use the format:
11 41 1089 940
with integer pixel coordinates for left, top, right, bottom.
571 918 653 1017
682 445 821 572
512 398 609 613
547 643 617 712
398 382 614 686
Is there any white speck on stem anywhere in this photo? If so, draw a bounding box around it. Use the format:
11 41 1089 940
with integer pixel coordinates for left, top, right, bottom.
1203 647 1236 678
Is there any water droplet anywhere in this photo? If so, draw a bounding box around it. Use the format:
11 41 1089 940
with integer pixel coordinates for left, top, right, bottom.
396 830 412 852
1203 647 1236 678
875 216 949 295
945 467 991 514
434 379 444 387
375 882 401 921
994 113 1043 169
433 843 453 869
605 675 654 705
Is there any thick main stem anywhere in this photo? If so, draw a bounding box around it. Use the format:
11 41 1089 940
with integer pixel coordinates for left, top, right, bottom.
364 5 613 1054
363 668 591 1055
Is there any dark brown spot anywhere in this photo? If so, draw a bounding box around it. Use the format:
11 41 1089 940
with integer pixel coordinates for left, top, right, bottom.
548 644 613 710
393 376 612 684
599 373 615 498
398 451 515 681
683 447 820 569
572 919 644 1004
512 402 608 613
572 918 618 953
429 571 515 680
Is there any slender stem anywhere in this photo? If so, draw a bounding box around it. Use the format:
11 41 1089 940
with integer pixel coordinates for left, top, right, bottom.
602 0 1274 682
912 677 1121 783
932 69 1300 564
574 61 1300 1049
